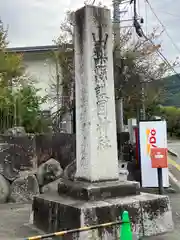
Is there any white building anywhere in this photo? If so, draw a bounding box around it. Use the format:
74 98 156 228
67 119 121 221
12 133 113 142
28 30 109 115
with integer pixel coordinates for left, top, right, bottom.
7 45 73 133
7 45 58 110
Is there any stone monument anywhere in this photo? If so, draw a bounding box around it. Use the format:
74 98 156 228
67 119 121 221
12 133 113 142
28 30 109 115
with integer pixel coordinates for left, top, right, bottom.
33 5 173 239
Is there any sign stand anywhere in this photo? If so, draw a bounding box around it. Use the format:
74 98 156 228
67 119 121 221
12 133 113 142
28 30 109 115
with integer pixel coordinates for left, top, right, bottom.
139 120 169 188
151 147 167 195
157 168 164 195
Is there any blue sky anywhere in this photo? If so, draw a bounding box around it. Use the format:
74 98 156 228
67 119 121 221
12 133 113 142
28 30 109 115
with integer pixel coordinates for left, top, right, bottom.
0 0 180 69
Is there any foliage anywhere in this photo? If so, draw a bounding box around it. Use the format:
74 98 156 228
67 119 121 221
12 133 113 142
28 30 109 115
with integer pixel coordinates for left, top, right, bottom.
161 74 180 107
114 27 179 115
50 10 180 124
0 20 24 86
0 83 50 133
0 19 50 133
48 12 74 127
158 106 180 137
13 85 49 133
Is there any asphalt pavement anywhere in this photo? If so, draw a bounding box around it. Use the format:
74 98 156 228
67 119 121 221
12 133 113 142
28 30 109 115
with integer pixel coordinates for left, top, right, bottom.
168 140 180 160
0 203 40 240
168 140 180 184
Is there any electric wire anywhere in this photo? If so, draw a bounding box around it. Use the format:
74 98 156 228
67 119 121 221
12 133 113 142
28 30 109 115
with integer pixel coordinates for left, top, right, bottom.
141 25 180 81
145 0 180 56
132 0 180 80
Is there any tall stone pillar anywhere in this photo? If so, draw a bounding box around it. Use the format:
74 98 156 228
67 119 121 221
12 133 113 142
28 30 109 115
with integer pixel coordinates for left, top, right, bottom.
75 5 119 181
33 6 173 239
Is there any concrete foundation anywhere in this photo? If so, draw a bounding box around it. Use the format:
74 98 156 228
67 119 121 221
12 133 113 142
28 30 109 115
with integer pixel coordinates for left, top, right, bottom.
33 191 173 239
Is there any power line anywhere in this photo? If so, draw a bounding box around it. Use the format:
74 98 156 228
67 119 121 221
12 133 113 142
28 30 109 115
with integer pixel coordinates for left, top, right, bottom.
132 0 180 79
145 0 180 56
141 27 180 81
143 33 179 76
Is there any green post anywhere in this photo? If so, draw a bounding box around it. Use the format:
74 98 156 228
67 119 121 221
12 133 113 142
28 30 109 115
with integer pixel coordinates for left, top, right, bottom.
120 211 133 240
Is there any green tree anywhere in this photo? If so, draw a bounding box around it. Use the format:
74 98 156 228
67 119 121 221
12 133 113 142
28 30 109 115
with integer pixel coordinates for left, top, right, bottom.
114 28 179 120
0 20 23 86
51 11 179 124
158 106 180 137
0 19 49 133
13 85 49 133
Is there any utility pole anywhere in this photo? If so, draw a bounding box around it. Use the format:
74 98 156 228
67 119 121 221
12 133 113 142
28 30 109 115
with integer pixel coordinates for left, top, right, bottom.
113 0 124 133
131 0 146 121
140 80 146 120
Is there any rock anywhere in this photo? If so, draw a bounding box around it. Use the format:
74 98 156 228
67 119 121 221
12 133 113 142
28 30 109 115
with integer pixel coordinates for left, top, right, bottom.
0 174 10 203
41 178 63 193
4 126 26 136
19 170 37 178
0 143 20 181
36 158 63 187
63 160 76 181
10 173 39 203
0 141 35 182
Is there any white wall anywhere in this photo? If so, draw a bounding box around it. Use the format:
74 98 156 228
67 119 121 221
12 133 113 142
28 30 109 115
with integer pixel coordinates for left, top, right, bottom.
23 51 57 111
22 51 72 133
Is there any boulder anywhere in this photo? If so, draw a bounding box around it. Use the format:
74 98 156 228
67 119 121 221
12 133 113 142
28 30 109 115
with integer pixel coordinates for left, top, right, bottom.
0 143 20 181
63 160 76 181
0 141 35 182
41 178 63 193
10 173 39 203
0 174 10 203
36 158 63 187
4 126 26 136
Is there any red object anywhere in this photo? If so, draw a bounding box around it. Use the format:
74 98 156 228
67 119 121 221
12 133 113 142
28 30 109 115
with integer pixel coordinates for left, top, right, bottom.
135 127 139 165
150 148 168 168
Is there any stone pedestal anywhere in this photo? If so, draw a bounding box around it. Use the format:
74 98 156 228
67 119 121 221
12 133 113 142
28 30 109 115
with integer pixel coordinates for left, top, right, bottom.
33 177 173 239
32 5 173 239
33 191 173 239
58 179 140 201
58 180 140 201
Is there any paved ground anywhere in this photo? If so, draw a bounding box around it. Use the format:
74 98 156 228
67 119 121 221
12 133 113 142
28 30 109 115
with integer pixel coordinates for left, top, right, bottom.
0 203 39 240
168 140 180 162
167 141 180 189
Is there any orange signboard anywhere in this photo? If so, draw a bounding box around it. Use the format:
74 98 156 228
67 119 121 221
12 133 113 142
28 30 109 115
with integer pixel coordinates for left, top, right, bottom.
139 121 169 187
150 148 168 168
146 128 168 169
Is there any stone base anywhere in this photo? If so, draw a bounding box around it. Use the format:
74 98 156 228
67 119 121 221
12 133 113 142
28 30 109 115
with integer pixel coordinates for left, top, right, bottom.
58 179 140 201
33 192 173 239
